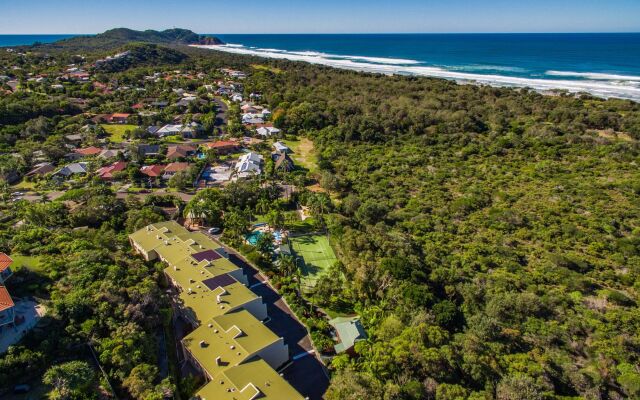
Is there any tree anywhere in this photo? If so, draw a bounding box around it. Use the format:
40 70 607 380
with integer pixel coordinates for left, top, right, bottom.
266 209 285 230
168 170 191 190
43 361 94 399
255 232 275 256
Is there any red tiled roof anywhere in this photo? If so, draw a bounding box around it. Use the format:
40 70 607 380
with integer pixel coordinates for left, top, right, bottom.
97 161 128 179
163 162 190 173
131 103 144 109
205 140 238 149
140 164 165 177
111 113 131 118
0 253 12 272
167 144 197 159
0 286 14 312
75 146 102 156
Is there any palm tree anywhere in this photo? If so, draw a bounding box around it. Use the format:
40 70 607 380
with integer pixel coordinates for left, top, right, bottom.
256 197 270 215
279 255 296 277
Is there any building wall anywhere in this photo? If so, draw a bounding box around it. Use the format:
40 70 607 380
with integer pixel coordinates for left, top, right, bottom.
229 269 248 286
0 307 15 327
241 298 268 322
254 338 288 371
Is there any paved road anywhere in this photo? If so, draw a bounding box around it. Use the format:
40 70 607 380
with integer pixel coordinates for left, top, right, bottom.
213 97 228 128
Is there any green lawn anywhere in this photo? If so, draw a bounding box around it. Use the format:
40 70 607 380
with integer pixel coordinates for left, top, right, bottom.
282 138 319 173
289 234 337 290
10 180 36 191
101 124 138 143
10 254 44 273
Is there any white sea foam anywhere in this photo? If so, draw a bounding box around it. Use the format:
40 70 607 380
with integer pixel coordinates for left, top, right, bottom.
546 70 640 82
193 44 640 101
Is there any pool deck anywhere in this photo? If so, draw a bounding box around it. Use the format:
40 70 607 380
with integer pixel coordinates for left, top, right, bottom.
0 299 46 354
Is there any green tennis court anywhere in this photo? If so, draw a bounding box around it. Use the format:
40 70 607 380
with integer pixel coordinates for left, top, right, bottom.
289 234 337 289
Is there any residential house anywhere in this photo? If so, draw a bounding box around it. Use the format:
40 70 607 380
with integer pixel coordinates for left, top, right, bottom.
255 126 281 138
272 141 290 154
96 161 127 180
329 316 367 354
167 144 197 160
0 253 14 329
150 100 169 108
64 133 83 144
157 122 202 139
108 113 131 124
241 104 260 114
273 152 295 173
55 162 89 178
136 144 161 158
204 140 240 155
75 146 102 157
0 286 14 328
242 114 264 125
0 253 13 284
163 162 191 179
26 162 55 177
140 164 165 178
235 152 263 178
98 149 123 159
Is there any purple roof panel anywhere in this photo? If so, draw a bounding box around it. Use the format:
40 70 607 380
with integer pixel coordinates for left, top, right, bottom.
191 249 222 263
202 274 237 290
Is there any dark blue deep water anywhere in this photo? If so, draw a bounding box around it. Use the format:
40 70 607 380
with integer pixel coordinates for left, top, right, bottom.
2 33 639 100
0 34 77 47
206 33 640 100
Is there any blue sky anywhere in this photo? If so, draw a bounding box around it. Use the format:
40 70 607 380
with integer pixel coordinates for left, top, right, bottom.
1 0 639 34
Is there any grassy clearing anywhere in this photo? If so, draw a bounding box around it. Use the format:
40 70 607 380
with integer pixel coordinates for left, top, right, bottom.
10 180 36 191
282 138 318 173
289 234 337 289
10 254 44 273
251 64 283 74
101 124 138 143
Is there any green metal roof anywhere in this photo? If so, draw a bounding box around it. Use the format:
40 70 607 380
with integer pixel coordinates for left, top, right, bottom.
195 358 304 400
329 316 367 353
183 309 281 379
178 281 260 324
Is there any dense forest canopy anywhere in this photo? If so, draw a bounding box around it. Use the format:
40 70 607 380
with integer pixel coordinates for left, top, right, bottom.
0 35 639 399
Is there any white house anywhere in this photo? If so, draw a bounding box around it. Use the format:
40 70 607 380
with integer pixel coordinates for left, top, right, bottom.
235 152 263 178
156 122 201 138
256 126 281 137
55 162 89 177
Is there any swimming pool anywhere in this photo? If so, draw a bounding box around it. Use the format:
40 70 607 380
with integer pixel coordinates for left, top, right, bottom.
246 230 262 245
245 229 283 246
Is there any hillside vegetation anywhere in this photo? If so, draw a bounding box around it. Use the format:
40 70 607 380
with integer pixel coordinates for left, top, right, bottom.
228 58 640 399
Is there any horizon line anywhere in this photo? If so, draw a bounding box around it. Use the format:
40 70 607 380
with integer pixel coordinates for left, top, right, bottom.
1 31 640 36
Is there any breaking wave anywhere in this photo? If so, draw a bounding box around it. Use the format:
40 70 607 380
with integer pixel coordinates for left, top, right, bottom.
193 44 640 101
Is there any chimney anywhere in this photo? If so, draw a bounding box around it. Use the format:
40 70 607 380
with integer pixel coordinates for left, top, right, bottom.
215 356 222 365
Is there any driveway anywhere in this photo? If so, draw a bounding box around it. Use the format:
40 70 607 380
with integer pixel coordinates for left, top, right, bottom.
209 235 330 399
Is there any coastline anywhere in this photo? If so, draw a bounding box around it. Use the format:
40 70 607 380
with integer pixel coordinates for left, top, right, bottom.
192 43 640 102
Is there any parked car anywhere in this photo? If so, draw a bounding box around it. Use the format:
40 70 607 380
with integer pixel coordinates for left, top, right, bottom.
208 227 221 234
14 384 31 394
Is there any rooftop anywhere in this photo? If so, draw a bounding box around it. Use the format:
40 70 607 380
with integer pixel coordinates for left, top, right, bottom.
0 253 12 272
195 359 304 400
0 286 14 312
329 316 367 353
129 221 242 283
183 309 281 379
178 279 260 324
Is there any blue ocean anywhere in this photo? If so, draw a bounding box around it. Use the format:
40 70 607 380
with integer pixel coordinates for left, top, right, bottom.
2 33 640 100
